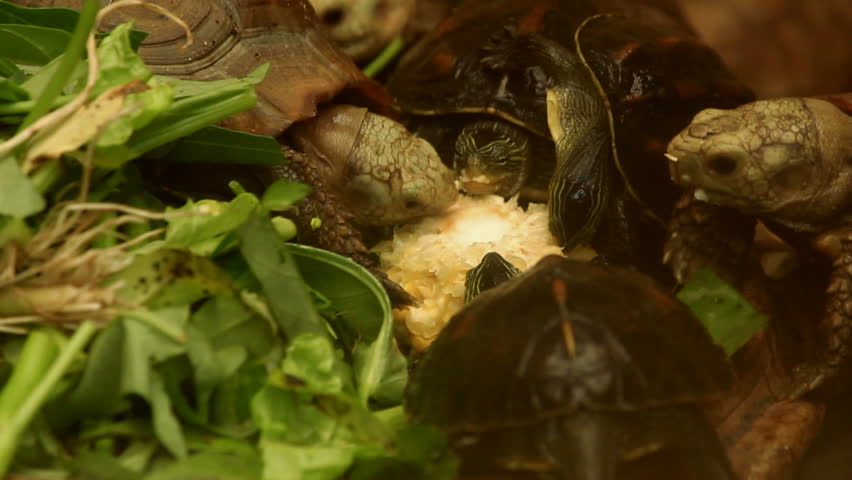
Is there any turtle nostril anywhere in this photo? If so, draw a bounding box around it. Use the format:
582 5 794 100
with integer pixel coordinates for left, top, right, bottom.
706 154 738 176
405 199 422 210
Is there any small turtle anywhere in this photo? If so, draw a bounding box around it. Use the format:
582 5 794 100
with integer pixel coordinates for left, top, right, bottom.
387 0 753 276
19 0 459 303
407 253 735 479
664 94 852 395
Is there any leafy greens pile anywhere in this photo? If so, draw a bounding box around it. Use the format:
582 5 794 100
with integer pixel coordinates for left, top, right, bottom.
0 1 456 479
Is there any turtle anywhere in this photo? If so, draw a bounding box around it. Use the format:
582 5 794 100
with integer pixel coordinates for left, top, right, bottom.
663 93 852 397
309 0 415 62
406 252 736 479
386 0 754 279
15 0 459 304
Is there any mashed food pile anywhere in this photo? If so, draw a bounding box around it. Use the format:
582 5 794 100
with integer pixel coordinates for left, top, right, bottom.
373 194 594 349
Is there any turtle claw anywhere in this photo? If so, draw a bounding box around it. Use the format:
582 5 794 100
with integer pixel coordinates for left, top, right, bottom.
664 192 755 286
379 274 419 309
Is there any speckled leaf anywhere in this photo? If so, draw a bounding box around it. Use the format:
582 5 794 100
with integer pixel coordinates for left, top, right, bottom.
677 268 768 356
106 249 233 308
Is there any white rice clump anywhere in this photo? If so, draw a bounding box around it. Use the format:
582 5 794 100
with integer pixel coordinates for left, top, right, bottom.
372 194 595 349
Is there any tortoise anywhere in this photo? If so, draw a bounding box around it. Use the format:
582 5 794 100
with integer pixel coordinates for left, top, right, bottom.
386 0 754 278
663 93 852 396
15 0 458 304
407 253 736 479
309 0 415 62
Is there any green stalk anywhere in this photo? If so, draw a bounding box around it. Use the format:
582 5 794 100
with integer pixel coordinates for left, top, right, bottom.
0 322 97 477
18 0 100 131
126 89 257 157
0 329 60 475
0 94 75 117
363 37 404 78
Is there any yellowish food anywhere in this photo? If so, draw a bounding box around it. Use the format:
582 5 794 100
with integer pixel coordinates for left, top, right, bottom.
373 194 595 349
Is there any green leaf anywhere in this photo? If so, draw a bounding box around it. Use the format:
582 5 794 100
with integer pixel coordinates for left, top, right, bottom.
285 244 389 343
164 194 260 256
18 0 98 129
95 82 174 163
261 180 311 211
158 125 285 165
0 2 79 32
677 268 768 356
0 155 45 217
0 77 29 102
0 24 70 64
124 64 269 157
155 66 267 99
281 334 355 397
145 450 262 480
238 214 325 339
107 249 234 309
259 439 355 480
284 244 405 406
46 320 126 429
0 57 25 82
118 310 190 458
191 296 275 358
88 22 152 96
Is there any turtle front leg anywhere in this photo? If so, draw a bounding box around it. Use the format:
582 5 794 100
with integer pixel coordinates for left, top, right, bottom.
264 149 416 307
664 192 756 286
788 226 852 396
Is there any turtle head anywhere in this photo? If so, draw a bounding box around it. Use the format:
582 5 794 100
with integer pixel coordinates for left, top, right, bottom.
667 98 852 228
454 120 531 197
464 252 521 303
291 105 458 226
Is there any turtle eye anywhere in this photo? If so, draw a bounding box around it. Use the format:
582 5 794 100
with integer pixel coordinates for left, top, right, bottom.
705 153 739 176
320 7 345 27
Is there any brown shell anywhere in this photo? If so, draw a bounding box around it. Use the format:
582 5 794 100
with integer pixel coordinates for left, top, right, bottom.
814 93 852 116
17 0 383 136
406 255 733 433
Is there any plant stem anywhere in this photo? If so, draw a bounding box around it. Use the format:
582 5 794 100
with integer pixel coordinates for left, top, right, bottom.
18 0 100 131
0 322 98 477
363 37 404 78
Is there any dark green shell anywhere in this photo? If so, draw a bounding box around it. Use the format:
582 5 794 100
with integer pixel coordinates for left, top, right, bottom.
405 256 732 432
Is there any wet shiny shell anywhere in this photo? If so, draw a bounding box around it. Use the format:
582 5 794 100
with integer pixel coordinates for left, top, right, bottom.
405 255 733 432
387 0 754 215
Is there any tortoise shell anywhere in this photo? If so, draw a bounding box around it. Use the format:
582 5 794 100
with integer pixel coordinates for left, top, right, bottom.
18 0 391 136
406 255 733 432
388 0 753 264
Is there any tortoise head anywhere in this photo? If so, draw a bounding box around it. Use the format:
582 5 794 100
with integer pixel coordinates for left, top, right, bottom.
290 105 459 226
667 98 852 229
453 120 531 197
464 252 521 303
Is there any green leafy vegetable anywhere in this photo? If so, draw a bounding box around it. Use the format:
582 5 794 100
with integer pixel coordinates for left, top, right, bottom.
0 2 458 478
677 268 768 355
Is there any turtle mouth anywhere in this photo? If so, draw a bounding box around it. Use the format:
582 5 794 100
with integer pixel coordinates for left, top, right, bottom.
667 153 748 208
458 170 502 195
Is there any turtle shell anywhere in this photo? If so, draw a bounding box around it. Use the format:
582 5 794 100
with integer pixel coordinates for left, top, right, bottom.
18 0 390 136
99 0 395 136
405 255 733 432
388 0 753 236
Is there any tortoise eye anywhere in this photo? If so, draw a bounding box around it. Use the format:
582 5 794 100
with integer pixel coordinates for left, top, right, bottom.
321 7 345 27
706 154 738 176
